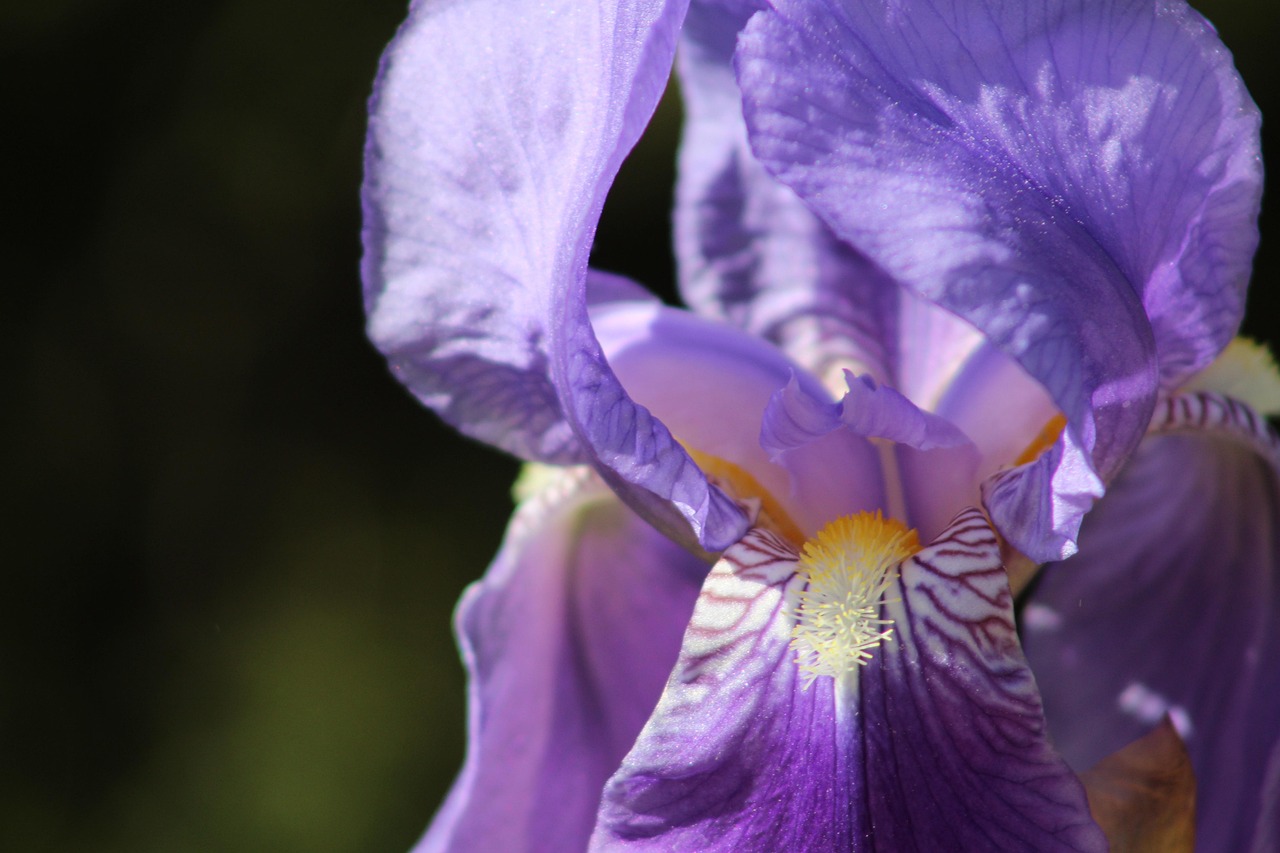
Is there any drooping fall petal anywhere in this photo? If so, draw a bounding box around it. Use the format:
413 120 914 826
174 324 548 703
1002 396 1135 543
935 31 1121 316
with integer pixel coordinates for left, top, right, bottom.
593 509 1103 850
420 467 706 853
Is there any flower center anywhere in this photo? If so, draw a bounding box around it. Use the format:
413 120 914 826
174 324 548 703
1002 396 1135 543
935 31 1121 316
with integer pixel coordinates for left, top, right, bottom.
789 511 919 688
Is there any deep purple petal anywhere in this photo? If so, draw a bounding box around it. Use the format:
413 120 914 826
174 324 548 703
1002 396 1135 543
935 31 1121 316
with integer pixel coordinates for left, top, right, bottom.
593 510 1102 850
1022 411 1280 851
420 467 705 853
737 0 1262 555
363 0 755 551
592 301 883 539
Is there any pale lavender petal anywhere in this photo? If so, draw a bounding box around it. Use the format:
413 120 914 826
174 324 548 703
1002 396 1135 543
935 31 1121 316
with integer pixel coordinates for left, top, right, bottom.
363 0 754 551
1022 417 1280 851
738 0 1262 555
762 371 971 457
420 467 706 853
592 301 883 539
593 510 1102 850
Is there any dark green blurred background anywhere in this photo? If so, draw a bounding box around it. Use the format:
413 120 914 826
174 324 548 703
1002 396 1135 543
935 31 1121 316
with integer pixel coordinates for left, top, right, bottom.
4 1 1278 850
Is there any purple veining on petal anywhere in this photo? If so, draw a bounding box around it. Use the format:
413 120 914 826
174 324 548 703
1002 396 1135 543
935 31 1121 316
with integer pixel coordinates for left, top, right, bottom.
592 527 859 850
592 510 1103 850
861 508 1104 851
419 467 705 853
1147 389 1280 469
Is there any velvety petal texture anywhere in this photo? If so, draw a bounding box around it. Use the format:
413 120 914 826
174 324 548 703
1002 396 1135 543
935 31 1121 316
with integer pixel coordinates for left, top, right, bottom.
421 467 706 853
363 0 750 551
594 509 1103 850
1022 402 1280 851
737 0 1262 558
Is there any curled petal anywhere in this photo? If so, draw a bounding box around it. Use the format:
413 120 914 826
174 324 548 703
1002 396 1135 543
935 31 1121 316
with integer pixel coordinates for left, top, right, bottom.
762 371 971 456
421 467 706 853
1022 415 1280 851
593 301 882 539
737 0 1262 557
593 510 1102 850
363 0 753 551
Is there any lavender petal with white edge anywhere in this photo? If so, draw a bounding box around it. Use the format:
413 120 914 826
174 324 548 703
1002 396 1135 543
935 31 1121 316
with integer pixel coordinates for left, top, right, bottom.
363 0 748 551
420 467 706 853
592 510 1103 850
737 0 1262 558
1022 422 1280 852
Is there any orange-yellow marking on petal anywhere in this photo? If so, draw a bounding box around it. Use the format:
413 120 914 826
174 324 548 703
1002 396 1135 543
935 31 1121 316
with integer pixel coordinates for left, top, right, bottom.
681 444 806 546
790 511 919 687
1014 413 1068 467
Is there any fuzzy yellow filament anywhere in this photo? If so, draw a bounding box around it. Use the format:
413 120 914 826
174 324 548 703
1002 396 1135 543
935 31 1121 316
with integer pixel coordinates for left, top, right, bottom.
790 511 919 688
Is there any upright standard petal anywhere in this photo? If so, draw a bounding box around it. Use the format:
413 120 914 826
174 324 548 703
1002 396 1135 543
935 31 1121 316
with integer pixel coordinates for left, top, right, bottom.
593 510 1103 850
737 0 1262 557
1022 408 1280 851
421 467 706 853
676 0 989 397
363 0 748 551
592 300 884 539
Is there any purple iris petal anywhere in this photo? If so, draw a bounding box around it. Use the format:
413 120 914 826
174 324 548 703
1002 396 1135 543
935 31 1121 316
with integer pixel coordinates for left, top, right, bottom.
736 0 1262 558
1022 418 1280 851
762 370 971 457
363 0 757 552
594 510 1103 850
675 0 897 383
592 301 883 538
677 2 998 399
419 468 705 853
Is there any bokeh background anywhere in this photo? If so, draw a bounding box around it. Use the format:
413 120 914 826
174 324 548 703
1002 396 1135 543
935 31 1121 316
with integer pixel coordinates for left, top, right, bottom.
4 1 1278 850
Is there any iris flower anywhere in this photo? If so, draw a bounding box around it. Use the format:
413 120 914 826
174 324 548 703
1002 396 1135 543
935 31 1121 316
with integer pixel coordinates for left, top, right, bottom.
361 0 1277 849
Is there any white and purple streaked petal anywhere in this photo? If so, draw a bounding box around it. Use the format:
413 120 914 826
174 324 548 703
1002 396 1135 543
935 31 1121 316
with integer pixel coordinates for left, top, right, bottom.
420 466 706 853
593 510 1103 850
1022 420 1280 851
737 0 1262 555
592 301 883 539
363 0 754 552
